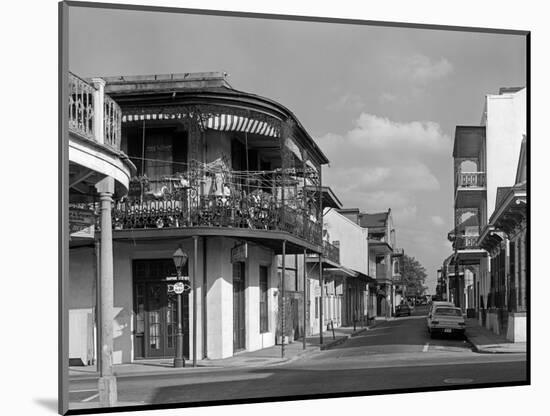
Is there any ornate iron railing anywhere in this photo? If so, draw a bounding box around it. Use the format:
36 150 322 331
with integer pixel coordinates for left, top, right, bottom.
69 73 95 140
456 234 480 250
68 72 122 150
110 192 322 246
322 241 340 264
455 172 485 188
104 94 122 149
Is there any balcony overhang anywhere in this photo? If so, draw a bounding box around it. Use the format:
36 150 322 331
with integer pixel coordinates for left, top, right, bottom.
455 188 486 208
453 248 487 265
324 265 358 278
69 133 136 198
305 254 339 268
453 126 485 158
305 186 343 210
368 240 392 255
489 186 527 235
111 226 322 255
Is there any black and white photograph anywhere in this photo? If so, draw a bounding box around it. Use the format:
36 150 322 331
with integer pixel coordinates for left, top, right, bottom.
53 0 534 414
59 1 531 414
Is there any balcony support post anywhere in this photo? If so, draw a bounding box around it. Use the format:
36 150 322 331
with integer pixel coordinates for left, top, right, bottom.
319 254 323 344
303 248 307 350
281 240 286 358
95 176 117 407
91 78 106 145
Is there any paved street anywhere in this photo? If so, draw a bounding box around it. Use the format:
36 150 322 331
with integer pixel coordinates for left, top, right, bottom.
69 306 526 409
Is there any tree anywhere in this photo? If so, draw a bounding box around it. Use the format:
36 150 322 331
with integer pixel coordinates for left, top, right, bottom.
400 254 428 296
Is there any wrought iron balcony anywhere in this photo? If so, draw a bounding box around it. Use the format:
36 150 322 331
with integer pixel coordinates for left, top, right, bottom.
322 241 340 264
456 234 480 250
455 172 486 189
68 72 122 150
108 192 322 246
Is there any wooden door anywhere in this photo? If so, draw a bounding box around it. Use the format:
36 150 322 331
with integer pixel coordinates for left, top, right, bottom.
133 259 189 359
233 262 246 352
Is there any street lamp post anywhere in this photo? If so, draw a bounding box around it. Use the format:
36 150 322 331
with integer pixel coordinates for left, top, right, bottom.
173 247 189 368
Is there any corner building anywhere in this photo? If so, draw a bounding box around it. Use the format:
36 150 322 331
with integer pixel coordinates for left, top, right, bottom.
69 72 328 363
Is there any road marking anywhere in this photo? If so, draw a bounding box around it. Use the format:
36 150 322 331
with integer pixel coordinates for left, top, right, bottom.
422 343 430 352
69 389 97 393
81 393 99 402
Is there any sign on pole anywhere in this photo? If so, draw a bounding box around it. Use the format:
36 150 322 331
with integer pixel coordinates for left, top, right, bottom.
173 282 185 294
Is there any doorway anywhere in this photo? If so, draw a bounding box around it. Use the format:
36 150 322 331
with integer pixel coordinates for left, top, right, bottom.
233 262 246 352
133 259 189 359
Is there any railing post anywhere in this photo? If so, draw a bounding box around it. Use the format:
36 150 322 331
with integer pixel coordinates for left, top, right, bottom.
91 78 106 145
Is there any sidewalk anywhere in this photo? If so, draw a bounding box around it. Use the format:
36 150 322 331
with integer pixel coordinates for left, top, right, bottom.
464 318 527 354
69 325 369 381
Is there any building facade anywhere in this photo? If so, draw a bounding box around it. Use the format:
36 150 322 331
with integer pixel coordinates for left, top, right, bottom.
338 208 403 318
68 72 329 364
446 87 526 340
306 204 370 336
478 136 527 341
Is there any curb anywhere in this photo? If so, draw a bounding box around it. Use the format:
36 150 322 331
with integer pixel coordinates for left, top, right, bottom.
464 333 526 354
320 327 369 350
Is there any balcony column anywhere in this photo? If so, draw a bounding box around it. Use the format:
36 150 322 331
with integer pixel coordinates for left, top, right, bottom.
303 249 307 350
95 176 117 407
514 237 520 310
520 233 526 309
91 78 106 145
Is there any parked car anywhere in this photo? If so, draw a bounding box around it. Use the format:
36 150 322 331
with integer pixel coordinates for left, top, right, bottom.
427 301 454 317
396 303 412 317
427 306 466 337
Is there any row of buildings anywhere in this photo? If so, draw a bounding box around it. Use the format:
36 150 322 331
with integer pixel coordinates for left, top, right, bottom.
436 87 527 343
66 71 405 370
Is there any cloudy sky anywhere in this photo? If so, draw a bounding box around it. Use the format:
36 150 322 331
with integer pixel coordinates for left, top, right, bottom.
68 6 526 292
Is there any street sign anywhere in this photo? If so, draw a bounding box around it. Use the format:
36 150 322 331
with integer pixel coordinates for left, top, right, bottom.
231 242 248 263
69 208 95 239
173 282 185 294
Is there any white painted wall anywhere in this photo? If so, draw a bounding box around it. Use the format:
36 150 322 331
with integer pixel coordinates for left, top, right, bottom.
69 237 278 364
484 88 526 218
324 208 369 275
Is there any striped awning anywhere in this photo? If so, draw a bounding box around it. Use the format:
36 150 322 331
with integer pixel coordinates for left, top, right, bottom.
205 114 279 137
122 112 279 138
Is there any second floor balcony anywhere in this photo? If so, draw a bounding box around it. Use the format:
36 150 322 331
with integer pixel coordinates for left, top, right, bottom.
68 72 134 200
455 171 486 189
455 235 481 250
107 190 322 247
322 240 340 265
455 171 486 208
69 72 122 150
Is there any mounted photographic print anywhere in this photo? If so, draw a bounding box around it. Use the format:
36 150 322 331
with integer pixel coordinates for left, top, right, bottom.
59 1 529 414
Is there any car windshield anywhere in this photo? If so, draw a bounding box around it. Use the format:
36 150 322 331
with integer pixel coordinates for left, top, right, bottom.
434 308 462 317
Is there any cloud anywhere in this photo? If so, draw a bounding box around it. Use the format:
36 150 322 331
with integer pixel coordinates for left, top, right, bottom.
431 216 445 226
347 113 451 153
379 92 397 103
316 113 447 208
394 206 418 225
326 93 365 112
388 54 454 83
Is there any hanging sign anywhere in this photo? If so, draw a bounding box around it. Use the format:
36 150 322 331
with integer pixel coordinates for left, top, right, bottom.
69 208 95 239
173 282 185 294
231 242 248 263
